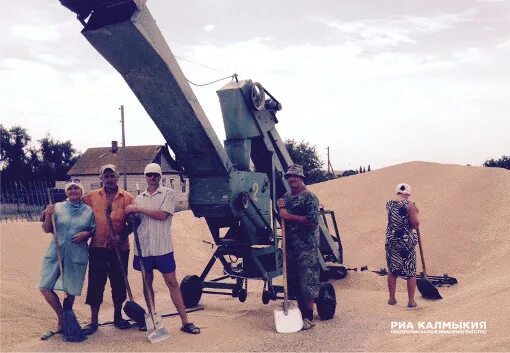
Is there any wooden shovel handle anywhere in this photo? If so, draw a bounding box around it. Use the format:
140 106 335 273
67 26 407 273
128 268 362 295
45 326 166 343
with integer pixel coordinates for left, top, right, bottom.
130 215 157 328
281 219 288 314
50 214 65 282
46 189 65 292
416 229 427 278
105 208 134 301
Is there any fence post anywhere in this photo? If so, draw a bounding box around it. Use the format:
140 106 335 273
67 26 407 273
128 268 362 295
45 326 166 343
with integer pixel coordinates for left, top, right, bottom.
14 181 20 214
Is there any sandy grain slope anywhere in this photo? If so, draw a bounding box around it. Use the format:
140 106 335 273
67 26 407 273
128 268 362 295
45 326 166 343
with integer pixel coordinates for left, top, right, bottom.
1 161 509 351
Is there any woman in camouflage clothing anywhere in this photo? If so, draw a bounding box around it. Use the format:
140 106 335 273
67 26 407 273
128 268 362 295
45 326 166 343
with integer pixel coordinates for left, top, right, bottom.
277 164 320 331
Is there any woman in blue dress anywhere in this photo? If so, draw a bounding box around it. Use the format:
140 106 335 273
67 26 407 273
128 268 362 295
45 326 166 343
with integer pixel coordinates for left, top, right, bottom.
39 181 95 339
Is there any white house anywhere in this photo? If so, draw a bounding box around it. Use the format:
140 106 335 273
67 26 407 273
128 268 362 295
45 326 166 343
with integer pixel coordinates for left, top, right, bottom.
64 144 189 211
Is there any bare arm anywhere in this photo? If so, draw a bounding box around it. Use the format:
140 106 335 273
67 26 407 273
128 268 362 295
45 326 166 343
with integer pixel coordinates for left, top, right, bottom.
125 204 170 221
277 198 313 226
41 205 54 233
72 230 93 243
408 202 420 230
280 209 312 225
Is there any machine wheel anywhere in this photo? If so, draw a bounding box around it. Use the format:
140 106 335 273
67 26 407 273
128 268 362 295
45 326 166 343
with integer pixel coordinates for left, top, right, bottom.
262 290 271 304
238 288 247 302
180 275 203 308
315 282 336 320
250 82 265 110
331 266 348 280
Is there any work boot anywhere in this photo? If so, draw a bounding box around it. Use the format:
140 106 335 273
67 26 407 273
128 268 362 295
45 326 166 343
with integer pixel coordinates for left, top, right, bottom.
114 312 131 330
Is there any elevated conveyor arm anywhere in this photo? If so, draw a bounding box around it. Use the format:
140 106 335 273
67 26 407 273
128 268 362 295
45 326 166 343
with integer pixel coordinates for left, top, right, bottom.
79 2 232 177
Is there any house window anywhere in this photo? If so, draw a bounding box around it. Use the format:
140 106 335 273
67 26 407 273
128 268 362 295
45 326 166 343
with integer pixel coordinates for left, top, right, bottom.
162 178 167 187
169 179 174 189
181 180 186 193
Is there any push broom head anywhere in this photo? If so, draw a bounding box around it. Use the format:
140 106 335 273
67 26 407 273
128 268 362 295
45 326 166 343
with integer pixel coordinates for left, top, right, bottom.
62 298 87 342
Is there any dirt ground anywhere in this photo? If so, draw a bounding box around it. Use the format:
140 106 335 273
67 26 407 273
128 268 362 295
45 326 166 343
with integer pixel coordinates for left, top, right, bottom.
1 161 509 352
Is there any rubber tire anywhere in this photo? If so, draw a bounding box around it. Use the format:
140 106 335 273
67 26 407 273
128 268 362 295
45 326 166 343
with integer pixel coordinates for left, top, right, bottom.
315 282 336 320
180 275 203 308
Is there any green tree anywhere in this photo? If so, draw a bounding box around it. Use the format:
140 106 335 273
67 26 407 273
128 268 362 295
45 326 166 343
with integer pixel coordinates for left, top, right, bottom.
1 125 80 182
285 139 332 184
37 135 80 181
483 155 510 170
0 125 32 181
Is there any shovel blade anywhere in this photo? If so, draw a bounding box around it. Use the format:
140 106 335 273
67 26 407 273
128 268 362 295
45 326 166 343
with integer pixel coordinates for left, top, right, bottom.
417 278 442 300
144 312 170 343
148 327 170 343
274 302 303 333
145 312 163 331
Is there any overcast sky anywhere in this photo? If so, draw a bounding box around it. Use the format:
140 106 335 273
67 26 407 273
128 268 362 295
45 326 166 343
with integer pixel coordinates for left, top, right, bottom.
1 0 509 170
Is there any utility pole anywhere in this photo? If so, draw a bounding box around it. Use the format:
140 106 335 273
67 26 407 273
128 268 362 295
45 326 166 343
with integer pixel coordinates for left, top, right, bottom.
327 146 335 177
120 105 128 190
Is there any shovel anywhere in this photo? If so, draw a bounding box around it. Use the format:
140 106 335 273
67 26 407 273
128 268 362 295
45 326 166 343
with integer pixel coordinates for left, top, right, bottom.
416 230 442 300
274 219 303 333
131 214 170 343
104 207 146 325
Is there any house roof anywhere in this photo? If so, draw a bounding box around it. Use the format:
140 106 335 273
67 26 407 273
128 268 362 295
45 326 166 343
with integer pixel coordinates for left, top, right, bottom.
68 145 179 176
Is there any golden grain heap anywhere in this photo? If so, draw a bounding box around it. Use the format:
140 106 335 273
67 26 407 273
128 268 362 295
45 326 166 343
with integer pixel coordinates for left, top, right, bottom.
1 161 509 351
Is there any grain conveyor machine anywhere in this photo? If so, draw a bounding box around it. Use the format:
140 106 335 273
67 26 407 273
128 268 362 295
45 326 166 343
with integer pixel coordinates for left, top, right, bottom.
59 0 346 318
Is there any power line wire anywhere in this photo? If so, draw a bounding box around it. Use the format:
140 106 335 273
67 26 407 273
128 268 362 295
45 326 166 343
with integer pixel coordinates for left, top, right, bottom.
186 74 237 87
175 55 220 71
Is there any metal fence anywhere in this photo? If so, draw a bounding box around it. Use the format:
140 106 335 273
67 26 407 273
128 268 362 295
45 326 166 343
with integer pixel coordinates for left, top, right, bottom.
0 180 66 222
1 180 190 222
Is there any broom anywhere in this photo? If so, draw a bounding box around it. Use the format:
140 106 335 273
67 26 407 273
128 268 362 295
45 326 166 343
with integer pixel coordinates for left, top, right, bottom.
47 189 87 342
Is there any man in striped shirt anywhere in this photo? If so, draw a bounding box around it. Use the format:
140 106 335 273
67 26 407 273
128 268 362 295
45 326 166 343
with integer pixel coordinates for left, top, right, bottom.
125 163 200 334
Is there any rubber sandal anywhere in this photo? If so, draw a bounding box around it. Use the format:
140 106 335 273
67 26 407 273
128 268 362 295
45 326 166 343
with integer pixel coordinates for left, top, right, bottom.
40 330 62 341
407 302 418 308
301 318 315 330
138 322 147 332
82 323 98 335
113 318 131 330
180 322 200 334
388 299 397 305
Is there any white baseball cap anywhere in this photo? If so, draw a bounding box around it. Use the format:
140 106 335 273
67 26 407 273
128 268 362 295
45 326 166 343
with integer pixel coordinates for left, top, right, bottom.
65 181 84 194
99 164 118 175
396 183 411 195
144 163 162 175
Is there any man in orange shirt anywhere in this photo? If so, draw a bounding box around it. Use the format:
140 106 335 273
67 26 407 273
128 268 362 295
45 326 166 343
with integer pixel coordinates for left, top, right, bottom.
82 164 134 335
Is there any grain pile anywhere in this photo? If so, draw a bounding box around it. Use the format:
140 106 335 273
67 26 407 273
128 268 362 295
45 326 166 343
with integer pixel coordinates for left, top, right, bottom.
1 161 509 351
